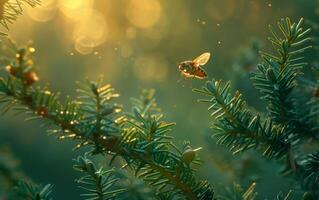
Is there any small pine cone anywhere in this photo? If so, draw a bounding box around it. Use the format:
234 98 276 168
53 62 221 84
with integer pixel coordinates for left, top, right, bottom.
182 149 196 164
24 71 39 86
5 65 17 76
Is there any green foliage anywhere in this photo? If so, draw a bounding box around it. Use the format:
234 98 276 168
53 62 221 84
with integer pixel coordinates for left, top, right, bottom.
0 147 26 199
217 183 296 200
252 18 311 127
297 151 319 197
116 170 155 200
0 39 214 200
194 80 289 159
0 147 54 200
76 78 123 136
274 191 294 200
116 91 214 199
195 17 319 198
0 14 318 200
217 182 258 200
0 147 22 187
303 151 319 185
130 88 160 116
12 181 53 200
74 78 124 153
74 154 126 200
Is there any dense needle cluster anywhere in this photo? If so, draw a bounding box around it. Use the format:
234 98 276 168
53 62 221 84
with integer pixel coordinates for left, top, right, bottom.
0 38 215 199
196 18 319 199
0 1 318 199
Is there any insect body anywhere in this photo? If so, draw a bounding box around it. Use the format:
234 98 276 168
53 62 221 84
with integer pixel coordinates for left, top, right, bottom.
178 52 211 79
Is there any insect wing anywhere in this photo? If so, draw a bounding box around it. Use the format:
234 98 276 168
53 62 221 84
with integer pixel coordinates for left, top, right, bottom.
192 67 207 79
192 52 211 66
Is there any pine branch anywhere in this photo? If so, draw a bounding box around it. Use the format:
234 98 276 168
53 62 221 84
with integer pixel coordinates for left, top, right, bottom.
13 181 53 200
195 17 314 173
0 147 22 188
130 88 161 117
0 146 32 200
273 190 294 200
217 182 296 200
74 154 126 200
296 151 319 198
75 78 124 153
251 18 311 128
0 40 214 200
0 145 54 200
116 170 155 200
216 182 258 200
194 79 289 159
116 91 214 199
250 18 315 176
195 17 318 198
303 151 319 185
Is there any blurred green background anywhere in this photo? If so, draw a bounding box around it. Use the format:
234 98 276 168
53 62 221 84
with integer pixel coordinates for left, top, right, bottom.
0 0 318 199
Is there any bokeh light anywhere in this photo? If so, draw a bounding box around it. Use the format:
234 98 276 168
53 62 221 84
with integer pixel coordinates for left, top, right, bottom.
126 0 162 28
58 0 94 21
2 1 318 199
126 27 137 39
73 10 107 54
27 0 57 22
133 54 168 81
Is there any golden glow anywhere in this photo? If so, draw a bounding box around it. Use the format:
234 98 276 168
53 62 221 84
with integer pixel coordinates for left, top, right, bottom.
27 0 56 22
133 55 168 81
73 10 107 54
126 27 137 39
44 90 51 95
58 0 94 21
126 0 162 28
29 47 36 53
72 10 107 43
11 1 273 84
74 36 94 55
144 27 163 40
120 44 133 58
